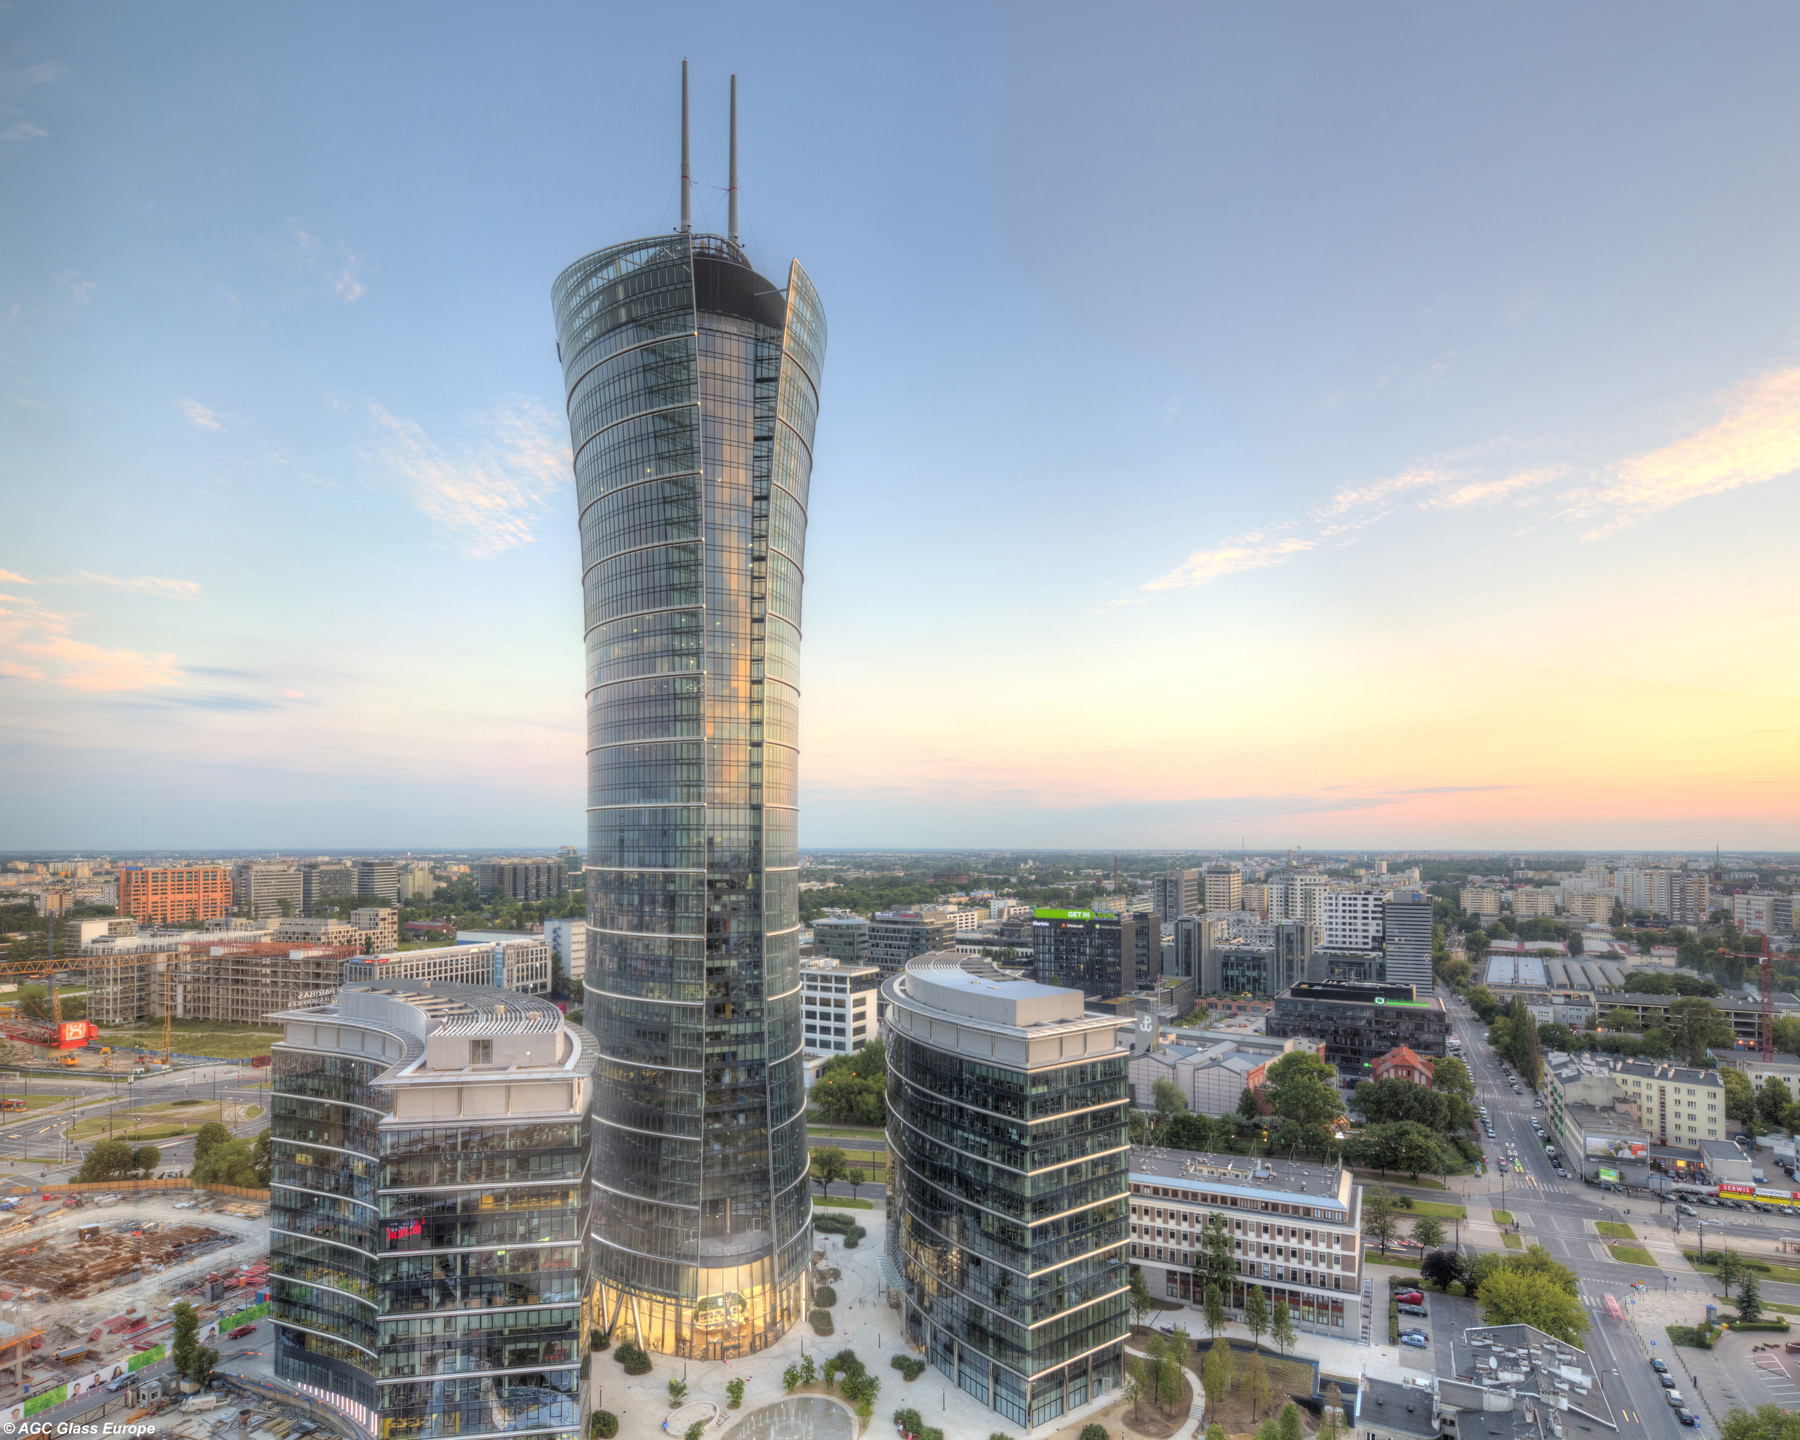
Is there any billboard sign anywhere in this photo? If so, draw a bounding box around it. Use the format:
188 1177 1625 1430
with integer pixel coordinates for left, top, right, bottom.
1719 1181 1756 1198
1584 1135 1647 1161
1598 1167 1620 1184
1032 909 1118 922
57 1020 95 1049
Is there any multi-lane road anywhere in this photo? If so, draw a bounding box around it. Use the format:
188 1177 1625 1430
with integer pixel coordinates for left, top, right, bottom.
1432 993 1800 1438
0 1059 270 1180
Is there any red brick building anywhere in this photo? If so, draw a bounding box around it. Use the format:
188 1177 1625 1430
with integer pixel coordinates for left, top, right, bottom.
118 865 232 925
1372 1045 1435 1087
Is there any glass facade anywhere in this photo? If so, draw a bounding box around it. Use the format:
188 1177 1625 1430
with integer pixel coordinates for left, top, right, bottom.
551 232 825 1359
887 1018 1130 1429
270 1037 589 1440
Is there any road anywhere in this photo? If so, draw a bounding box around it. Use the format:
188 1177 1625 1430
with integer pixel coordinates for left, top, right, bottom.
1436 992 1800 1439
0 1059 270 1180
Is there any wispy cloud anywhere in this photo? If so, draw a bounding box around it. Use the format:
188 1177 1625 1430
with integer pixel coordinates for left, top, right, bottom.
0 596 183 693
59 273 96 304
1570 367 1800 535
0 568 203 599
366 399 569 556
282 219 366 303
1140 531 1316 593
1136 363 1800 599
0 121 47 143
181 400 223 433
0 62 65 93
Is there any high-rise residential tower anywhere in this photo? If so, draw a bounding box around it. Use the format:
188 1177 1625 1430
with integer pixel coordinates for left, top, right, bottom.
551 65 826 1360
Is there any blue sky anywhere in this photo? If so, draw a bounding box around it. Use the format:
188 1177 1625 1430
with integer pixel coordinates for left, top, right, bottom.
3 3 1799 852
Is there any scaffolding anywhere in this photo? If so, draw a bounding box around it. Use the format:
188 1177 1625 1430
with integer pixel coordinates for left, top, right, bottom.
57 942 360 1028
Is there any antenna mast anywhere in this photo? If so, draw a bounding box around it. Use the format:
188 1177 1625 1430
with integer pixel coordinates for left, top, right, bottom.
679 59 691 233
728 73 739 245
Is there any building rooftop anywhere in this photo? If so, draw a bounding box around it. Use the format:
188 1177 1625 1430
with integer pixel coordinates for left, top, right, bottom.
1129 1146 1354 1212
1438 1322 1617 1440
1357 1377 1440 1440
887 952 1113 1037
1543 1049 1722 1087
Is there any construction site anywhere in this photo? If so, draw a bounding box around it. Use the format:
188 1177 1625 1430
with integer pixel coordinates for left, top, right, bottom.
80 941 361 1027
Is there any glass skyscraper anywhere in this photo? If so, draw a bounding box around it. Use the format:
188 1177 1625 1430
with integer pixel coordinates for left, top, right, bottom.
551 219 825 1358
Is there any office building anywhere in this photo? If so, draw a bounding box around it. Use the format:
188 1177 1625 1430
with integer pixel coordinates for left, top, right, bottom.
1168 914 1222 982
1266 982 1447 1082
542 916 586 986
869 911 957 978
235 862 304 920
1128 1033 1324 1115
474 859 565 904
347 939 552 994
800 956 878 1055
552 82 824 1357
1320 891 1383 952
1127 1150 1362 1334
1379 890 1434 992
301 862 358 916
1200 922 1315 998
350 906 398 955
812 915 871 965
1031 908 1161 1001
1151 869 1200 920
885 955 1128 1429
1268 872 1329 926
268 982 591 1440
1203 865 1242 913
118 865 232 926
353 860 401 904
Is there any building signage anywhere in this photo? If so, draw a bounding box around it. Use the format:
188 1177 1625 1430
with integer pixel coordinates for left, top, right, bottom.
1598 1167 1620 1183
1583 1136 1647 1160
1719 1182 1756 1197
386 1220 423 1240
1032 909 1117 922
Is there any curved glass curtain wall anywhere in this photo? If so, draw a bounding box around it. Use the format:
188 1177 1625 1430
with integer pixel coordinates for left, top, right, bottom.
551 234 825 1359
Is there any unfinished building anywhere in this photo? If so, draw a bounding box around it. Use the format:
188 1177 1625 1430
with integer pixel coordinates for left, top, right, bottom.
79 942 361 1026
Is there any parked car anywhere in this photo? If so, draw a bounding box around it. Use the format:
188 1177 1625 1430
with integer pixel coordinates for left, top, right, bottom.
1396 1290 1424 1304
1399 1303 1429 1317
1650 1359 1668 1374
228 1323 257 1339
1658 1373 1677 1390
1555 1168 1568 1178
1533 1098 1543 1108
1400 1333 1429 1349
1676 1409 1698 1428
1666 1392 1684 1408
1676 1203 1696 1217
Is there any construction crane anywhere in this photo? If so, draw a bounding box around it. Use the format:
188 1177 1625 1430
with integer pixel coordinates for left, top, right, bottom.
1717 933 1777 1061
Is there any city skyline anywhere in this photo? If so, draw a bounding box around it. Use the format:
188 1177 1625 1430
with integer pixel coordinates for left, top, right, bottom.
4 5 1800 852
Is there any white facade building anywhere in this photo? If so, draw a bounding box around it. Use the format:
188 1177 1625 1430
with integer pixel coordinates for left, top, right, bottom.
1320 891 1383 952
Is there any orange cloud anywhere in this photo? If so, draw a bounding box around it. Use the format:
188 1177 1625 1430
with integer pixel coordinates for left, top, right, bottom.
1140 532 1317 593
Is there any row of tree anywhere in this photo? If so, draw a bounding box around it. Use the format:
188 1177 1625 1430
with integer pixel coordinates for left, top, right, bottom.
78 1123 270 1186
811 1040 885 1127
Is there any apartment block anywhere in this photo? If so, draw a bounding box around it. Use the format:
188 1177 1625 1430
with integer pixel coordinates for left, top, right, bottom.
1733 892 1796 937
1460 887 1503 918
1151 869 1200 920
1204 864 1243 913
1564 891 1613 925
1128 1150 1362 1335
348 938 552 994
1510 888 1558 920
300 861 357 916
233 862 303 920
541 916 586 984
1542 1050 1725 1178
353 860 400 903
474 859 565 903
1268 872 1329 926
1320 891 1383 952
118 865 232 925
350 906 398 954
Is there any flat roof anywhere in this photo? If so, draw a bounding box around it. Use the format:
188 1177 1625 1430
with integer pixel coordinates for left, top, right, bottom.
1129 1146 1352 1210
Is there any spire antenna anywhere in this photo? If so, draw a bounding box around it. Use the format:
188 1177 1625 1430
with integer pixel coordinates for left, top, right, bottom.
728 73 739 245
680 59 691 233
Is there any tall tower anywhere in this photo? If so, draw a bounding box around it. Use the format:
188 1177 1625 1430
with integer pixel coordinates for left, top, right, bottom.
550 68 826 1359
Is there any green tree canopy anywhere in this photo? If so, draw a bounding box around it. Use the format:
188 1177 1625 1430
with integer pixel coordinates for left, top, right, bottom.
1668 997 1734 1065
1264 1051 1341 1129
813 1041 886 1126
192 1121 232 1167
1718 1405 1800 1440
193 1137 260 1187
77 1138 137 1182
1477 1269 1589 1344
1431 1055 1474 1098
132 1144 161 1175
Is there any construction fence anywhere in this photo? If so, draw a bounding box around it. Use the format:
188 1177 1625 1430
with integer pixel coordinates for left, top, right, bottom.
8 1178 271 1201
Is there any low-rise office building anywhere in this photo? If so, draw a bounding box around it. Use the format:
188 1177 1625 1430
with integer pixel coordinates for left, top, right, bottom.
1127 1150 1362 1335
800 956 878 1055
1032 908 1161 1001
268 982 592 1440
1127 1034 1325 1115
541 917 586 987
1266 983 1447 1084
348 939 552 995
812 915 871 965
885 955 1129 1430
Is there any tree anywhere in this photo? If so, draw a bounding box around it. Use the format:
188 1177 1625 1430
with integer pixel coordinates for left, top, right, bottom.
1270 1295 1296 1356
1123 1364 1145 1422
1722 1069 1757 1126
1152 1077 1189 1125
1279 1401 1304 1440
1714 1249 1748 1291
1601 1007 1641 1033
132 1144 161 1177
1203 1286 1228 1341
77 1138 137 1183
1421 1249 1465 1293
1128 1266 1153 1330
1718 1404 1800 1440
1756 1078 1793 1128
1195 1214 1236 1311
1202 1338 1235 1411
1668 998 1733 1066
1478 1269 1590 1343
1264 1051 1341 1130
813 1041 886 1126
170 1301 218 1386
1319 1384 1346 1440
252 1127 272 1185
1237 1086 1262 1122
1431 1055 1474 1098
1411 1215 1446 1250
1152 1329 1187 1415
810 1146 849 1197
1738 1272 1763 1323
1243 1283 1269 1351
1242 1350 1272 1422
192 1121 232 1168
193 1138 259 1187
1363 1187 1400 1256
668 1378 688 1405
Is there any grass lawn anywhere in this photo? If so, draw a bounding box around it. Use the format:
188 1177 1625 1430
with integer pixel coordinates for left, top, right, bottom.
1490 1210 1514 1225
1404 1200 1467 1220
69 1100 229 1141
101 1021 276 1060
814 1198 873 1210
807 1123 886 1139
1610 1244 1655 1266
1352 1170 1447 1189
0 1095 63 1111
1365 1251 1423 1270
1685 1251 1800 1286
1665 1325 1710 1349
1596 1221 1637 1240
1767 1303 1800 1316
245 1105 262 1118
1503 1233 1523 1250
